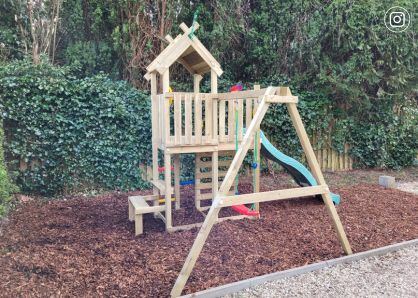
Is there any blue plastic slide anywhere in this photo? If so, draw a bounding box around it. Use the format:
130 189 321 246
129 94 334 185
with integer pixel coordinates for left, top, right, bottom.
260 131 341 204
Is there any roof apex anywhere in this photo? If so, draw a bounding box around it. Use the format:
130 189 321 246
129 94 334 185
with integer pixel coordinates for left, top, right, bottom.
144 22 223 80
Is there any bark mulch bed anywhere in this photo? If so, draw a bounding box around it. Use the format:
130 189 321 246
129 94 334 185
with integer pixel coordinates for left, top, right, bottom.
0 183 417 297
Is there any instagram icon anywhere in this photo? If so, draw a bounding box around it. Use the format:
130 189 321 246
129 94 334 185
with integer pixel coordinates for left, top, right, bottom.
384 6 411 32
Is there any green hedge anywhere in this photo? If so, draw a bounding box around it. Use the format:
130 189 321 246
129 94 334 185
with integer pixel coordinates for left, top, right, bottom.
0 122 16 215
0 60 416 196
0 60 151 195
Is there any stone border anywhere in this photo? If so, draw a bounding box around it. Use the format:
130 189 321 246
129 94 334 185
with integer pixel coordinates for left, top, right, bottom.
182 238 418 298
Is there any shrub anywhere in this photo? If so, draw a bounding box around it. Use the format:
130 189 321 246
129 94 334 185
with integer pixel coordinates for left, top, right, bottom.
0 122 16 216
0 59 416 198
0 60 151 195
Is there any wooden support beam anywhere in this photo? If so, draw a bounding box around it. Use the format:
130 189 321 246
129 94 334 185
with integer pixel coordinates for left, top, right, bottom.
193 74 202 93
264 95 298 103
211 151 218 198
196 171 228 179
164 153 172 230
155 36 192 75
165 144 218 154
150 72 160 215
132 203 167 214
217 88 268 100
196 159 231 168
170 87 276 297
219 186 327 207
151 72 159 178
162 69 170 93
174 155 181 210
194 75 202 210
286 101 352 255
171 204 220 297
168 213 253 233
144 34 182 80
210 70 219 200
162 70 171 146
195 154 202 210
198 190 235 201
253 84 261 211
211 69 218 141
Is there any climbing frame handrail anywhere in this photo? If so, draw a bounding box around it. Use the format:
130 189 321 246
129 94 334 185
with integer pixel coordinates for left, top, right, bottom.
156 92 219 147
216 88 269 100
155 89 297 149
155 92 262 148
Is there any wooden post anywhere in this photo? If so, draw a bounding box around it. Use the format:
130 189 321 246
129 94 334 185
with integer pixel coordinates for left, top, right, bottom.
195 154 201 210
174 154 181 209
162 70 170 145
211 69 218 136
162 69 173 230
193 74 202 93
151 72 160 215
151 72 158 183
194 74 202 210
286 97 352 255
253 84 261 211
164 153 172 230
212 151 218 198
210 69 219 200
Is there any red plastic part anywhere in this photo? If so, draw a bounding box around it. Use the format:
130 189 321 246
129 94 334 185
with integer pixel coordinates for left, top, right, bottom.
230 83 243 92
231 204 259 216
158 166 174 173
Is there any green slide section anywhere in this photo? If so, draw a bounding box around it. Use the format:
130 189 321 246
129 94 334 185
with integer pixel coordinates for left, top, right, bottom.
260 131 341 205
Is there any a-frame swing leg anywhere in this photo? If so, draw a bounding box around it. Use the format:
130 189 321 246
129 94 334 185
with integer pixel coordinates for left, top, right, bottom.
286 100 352 255
170 204 221 297
170 87 276 297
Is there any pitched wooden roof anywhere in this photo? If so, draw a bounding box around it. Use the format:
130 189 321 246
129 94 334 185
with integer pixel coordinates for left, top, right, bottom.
144 22 223 80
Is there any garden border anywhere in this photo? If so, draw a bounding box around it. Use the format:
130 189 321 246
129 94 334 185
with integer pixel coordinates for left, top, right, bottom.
182 238 418 298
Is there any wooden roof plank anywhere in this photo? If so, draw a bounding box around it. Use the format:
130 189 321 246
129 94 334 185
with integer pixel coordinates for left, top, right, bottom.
145 22 223 80
146 33 192 75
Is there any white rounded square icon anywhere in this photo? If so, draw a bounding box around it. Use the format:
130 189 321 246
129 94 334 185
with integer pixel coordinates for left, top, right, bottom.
389 12 405 27
385 7 410 32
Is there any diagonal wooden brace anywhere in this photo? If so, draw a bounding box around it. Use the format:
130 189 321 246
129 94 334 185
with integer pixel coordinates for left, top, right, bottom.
170 86 352 297
170 87 277 297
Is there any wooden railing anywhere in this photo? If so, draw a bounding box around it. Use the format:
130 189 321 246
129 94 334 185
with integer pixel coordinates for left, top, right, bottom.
155 92 218 147
153 89 269 148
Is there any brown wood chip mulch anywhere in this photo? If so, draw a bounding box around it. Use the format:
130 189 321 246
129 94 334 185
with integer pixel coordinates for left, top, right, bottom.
0 184 417 297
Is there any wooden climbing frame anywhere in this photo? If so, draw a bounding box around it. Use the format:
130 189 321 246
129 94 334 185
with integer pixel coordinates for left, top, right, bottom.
136 21 352 297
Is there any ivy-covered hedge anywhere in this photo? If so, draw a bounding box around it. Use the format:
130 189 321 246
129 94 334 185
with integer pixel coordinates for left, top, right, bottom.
0 60 151 195
0 60 416 196
261 91 416 170
0 122 16 215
